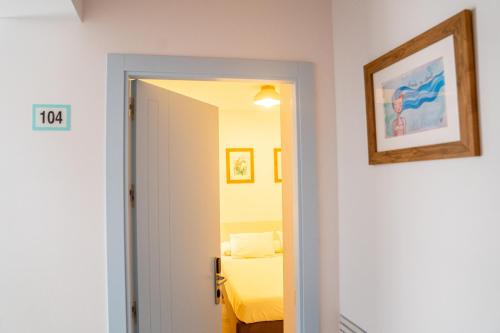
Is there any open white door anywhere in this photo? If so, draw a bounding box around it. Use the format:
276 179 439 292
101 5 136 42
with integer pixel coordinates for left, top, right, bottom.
134 80 221 333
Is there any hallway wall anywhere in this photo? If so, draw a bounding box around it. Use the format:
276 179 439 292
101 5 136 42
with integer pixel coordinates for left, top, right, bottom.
333 0 500 332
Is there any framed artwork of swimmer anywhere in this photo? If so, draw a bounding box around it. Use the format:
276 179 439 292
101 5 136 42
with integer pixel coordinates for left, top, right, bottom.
364 10 480 164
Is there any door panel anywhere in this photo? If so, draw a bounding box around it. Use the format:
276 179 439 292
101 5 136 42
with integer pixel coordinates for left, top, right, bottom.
135 81 221 333
168 90 221 332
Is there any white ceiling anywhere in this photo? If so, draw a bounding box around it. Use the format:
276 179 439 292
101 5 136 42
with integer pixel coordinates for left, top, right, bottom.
143 79 284 112
0 0 82 20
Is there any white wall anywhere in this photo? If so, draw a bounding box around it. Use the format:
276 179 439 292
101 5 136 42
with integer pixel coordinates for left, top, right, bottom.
219 109 282 224
0 0 338 332
0 0 82 19
333 0 500 332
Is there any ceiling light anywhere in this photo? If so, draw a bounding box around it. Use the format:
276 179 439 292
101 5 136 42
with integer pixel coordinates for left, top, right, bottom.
254 85 280 108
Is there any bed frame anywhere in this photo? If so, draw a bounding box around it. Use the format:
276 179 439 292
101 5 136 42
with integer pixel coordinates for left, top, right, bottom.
222 286 283 333
236 320 283 333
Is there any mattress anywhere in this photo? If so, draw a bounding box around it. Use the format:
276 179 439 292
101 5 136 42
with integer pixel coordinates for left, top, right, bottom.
222 255 284 324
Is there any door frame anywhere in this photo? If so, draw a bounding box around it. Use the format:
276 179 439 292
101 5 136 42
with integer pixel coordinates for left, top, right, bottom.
106 54 319 333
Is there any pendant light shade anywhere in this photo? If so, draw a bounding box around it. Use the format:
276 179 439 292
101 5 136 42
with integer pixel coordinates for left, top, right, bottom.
254 85 280 108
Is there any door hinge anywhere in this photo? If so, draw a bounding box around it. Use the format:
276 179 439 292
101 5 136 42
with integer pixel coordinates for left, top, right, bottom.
129 184 136 208
128 96 135 120
131 300 137 323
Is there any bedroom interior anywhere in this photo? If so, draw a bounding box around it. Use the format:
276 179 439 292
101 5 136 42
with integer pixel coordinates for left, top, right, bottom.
139 79 290 333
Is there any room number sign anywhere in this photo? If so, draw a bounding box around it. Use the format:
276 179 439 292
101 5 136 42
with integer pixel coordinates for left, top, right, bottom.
32 104 71 131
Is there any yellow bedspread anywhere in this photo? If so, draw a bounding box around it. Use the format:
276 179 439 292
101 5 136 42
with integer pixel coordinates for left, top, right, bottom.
222 255 284 324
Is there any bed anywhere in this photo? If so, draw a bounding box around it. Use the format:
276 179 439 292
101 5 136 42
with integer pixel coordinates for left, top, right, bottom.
221 254 284 333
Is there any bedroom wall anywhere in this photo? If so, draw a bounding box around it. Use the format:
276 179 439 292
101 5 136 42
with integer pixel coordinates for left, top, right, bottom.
219 108 282 224
0 0 338 332
332 0 500 332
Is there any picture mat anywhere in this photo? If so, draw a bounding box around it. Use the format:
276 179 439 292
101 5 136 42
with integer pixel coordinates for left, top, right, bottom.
275 149 282 182
228 151 252 181
373 36 459 152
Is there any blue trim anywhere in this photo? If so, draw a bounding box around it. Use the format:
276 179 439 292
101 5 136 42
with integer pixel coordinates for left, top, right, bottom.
32 104 71 131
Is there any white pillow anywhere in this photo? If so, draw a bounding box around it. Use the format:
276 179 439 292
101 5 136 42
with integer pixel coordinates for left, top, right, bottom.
230 232 275 258
221 241 231 256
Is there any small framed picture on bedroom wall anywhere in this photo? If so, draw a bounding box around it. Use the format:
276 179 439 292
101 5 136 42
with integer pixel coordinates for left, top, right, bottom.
274 148 282 183
363 10 480 164
226 148 255 184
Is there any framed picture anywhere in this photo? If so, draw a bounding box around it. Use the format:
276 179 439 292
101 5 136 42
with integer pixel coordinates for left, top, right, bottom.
274 148 282 183
226 148 255 183
364 10 480 164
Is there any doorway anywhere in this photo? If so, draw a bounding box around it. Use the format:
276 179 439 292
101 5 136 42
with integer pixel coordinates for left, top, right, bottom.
106 54 319 333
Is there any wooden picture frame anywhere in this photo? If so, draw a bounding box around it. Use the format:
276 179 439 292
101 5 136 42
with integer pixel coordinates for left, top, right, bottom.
226 148 255 184
274 148 282 183
364 10 480 164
